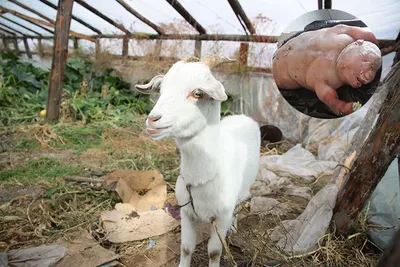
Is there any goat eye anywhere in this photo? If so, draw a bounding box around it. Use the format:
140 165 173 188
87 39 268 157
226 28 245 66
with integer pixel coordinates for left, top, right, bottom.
193 90 204 99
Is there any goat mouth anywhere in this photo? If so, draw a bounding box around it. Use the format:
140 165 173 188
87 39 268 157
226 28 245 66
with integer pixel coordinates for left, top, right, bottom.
146 126 170 135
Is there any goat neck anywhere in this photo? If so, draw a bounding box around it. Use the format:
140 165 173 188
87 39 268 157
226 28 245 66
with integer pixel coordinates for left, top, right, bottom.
176 123 221 187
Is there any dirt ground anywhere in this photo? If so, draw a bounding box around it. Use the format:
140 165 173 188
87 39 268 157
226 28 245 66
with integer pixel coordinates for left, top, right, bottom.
0 123 380 267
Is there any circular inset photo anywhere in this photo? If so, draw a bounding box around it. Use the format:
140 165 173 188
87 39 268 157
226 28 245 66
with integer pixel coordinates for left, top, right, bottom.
271 9 382 119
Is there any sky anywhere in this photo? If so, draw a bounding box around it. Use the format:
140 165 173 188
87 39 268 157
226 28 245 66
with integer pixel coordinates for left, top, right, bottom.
1 0 399 72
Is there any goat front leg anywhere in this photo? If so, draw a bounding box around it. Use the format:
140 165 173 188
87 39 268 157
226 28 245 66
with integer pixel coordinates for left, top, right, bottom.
178 211 197 267
208 215 233 267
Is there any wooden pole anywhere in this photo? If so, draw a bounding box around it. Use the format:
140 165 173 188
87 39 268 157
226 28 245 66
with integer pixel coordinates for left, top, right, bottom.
227 0 256 35
8 0 54 23
74 0 130 34
154 40 162 58
38 0 102 34
73 37 78 50
122 36 128 57
239 42 249 68
37 37 44 56
115 0 163 34
0 6 95 42
46 0 74 122
23 37 32 59
12 38 20 55
0 16 42 36
324 0 332 9
194 40 201 58
166 0 206 34
318 0 323 9
332 63 400 235
2 38 9 50
95 39 101 59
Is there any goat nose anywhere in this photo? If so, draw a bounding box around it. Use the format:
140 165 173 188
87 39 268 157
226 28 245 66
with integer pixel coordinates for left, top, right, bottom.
148 114 162 124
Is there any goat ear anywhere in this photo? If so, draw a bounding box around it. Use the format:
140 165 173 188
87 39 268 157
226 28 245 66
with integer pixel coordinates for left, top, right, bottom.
201 80 228 101
134 75 164 94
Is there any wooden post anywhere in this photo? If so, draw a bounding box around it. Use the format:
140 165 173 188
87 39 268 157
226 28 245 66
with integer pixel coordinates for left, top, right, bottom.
122 36 128 57
154 40 162 58
23 37 32 59
2 38 9 50
73 37 78 49
324 0 332 9
46 0 74 122
12 39 20 55
239 42 249 69
95 39 101 58
37 37 44 56
332 63 400 235
194 40 201 58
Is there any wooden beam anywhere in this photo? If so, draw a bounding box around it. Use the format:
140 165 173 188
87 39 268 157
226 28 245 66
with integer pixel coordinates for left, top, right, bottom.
74 0 130 34
23 37 32 58
227 0 256 35
0 6 95 42
0 22 25 35
12 38 20 55
8 0 54 23
332 63 400 235
46 0 74 122
376 227 400 267
324 0 332 9
7 14 55 34
122 36 128 56
115 0 164 34
239 42 249 67
37 0 102 34
0 15 42 36
165 0 206 34
194 40 201 58
154 40 162 58
90 33 279 43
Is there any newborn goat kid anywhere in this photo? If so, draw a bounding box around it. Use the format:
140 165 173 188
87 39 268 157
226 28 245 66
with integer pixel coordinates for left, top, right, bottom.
135 56 261 267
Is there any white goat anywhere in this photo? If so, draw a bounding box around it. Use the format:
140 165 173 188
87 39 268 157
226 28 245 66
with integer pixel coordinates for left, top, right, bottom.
135 56 261 267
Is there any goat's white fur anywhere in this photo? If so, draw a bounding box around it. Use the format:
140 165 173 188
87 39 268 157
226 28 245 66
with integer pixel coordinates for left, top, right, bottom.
135 57 261 267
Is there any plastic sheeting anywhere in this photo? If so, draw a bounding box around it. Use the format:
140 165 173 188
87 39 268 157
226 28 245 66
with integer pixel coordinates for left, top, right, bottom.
254 68 400 254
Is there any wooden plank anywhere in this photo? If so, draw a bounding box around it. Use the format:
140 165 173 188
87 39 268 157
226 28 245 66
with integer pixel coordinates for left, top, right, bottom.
332 63 400 235
0 6 94 42
0 22 25 35
227 0 256 35
194 40 201 58
0 15 42 36
46 0 74 122
376 227 400 267
166 0 206 34
23 37 31 59
115 0 163 34
38 0 102 34
239 42 249 67
74 0 130 34
122 37 128 56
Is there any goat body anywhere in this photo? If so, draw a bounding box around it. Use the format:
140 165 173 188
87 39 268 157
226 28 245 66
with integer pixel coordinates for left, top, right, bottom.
135 56 261 267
